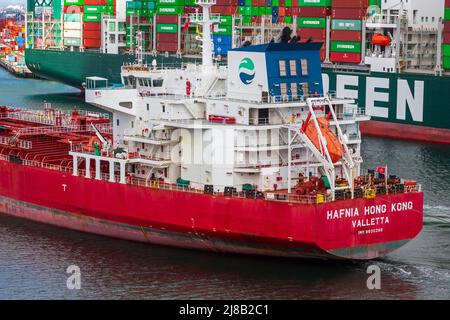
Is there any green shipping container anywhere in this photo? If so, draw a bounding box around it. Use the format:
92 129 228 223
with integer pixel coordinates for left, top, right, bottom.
157 24 178 33
331 41 361 53
285 16 292 24
64 0 84 5
157 0 185 5
298 17 326 28
84 6 106 14
445 8 450 21
83 13 101 22
126 9 145 16
213 25 232 35
157 6 184 14
245 0 252 6
443 44 450 57
443 56 450 69
298 0 331 6
332 19 362 31
272 0 279 6
219 16 232 25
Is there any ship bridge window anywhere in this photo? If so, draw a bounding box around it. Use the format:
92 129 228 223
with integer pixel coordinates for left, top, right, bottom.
279 60 287 76
290 83 298 98
125 76 136 88
300 59 309 76
289 60 297 76
153 79 163 87
280 83 287 96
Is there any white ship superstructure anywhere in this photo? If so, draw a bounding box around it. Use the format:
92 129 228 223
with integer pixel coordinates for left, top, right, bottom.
83 0 369 201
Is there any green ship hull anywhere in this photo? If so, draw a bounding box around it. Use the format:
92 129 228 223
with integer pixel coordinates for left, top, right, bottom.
25 48 450 143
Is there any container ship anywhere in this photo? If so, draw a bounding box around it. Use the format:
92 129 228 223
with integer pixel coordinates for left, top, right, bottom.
0 1 423 260
23 0 450 144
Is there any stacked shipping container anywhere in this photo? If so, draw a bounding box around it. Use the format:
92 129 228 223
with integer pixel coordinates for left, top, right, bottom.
155 0 182 52
329 0 370 63
63 0 114 48
56 0 390 59
297 0 331 61
443 0 450 70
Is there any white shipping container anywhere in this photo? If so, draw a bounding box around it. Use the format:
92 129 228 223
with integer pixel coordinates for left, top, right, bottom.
64 29 82 38
63 22 82 30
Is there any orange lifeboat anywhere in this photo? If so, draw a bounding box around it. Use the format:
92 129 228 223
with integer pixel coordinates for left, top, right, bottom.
302 113 343 163
372 33 391 46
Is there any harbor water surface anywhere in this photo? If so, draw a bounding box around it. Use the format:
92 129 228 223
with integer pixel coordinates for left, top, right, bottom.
0 68 449 299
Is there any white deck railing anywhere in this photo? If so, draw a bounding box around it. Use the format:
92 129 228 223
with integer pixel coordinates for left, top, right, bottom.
0 154 422 204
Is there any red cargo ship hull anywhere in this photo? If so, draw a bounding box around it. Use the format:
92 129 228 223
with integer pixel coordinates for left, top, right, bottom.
0 160 423 260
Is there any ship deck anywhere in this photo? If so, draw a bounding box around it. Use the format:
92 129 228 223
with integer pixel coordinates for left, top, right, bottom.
0 106 421 206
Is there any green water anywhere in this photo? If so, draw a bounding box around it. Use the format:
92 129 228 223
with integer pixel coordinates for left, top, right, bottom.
0 67 93 111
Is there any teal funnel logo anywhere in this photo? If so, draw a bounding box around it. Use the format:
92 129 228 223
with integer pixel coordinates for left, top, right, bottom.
238 58 255 85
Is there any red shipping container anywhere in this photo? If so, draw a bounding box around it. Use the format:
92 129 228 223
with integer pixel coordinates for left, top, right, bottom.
64 5 83 13
446 0 450 6
332 7 366 19
299 6 330 18
157 41 179 52
156 32 178 43
84 22 101 31
331 30 362 42
330 52 361 63
126 16 149 24
332 0 368 8
83 38 101 48
84 0 107 4
84 30 101 38
184 6 200 14
156 14 178 24
444 32 450 44
211 5 237 15
297 28 326 41
285 7 292 16
252 16 262 24
279 7 285 16
214 0 238 4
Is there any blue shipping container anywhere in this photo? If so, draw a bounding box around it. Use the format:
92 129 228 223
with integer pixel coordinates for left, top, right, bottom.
213 35 232 45
214 46 230 55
